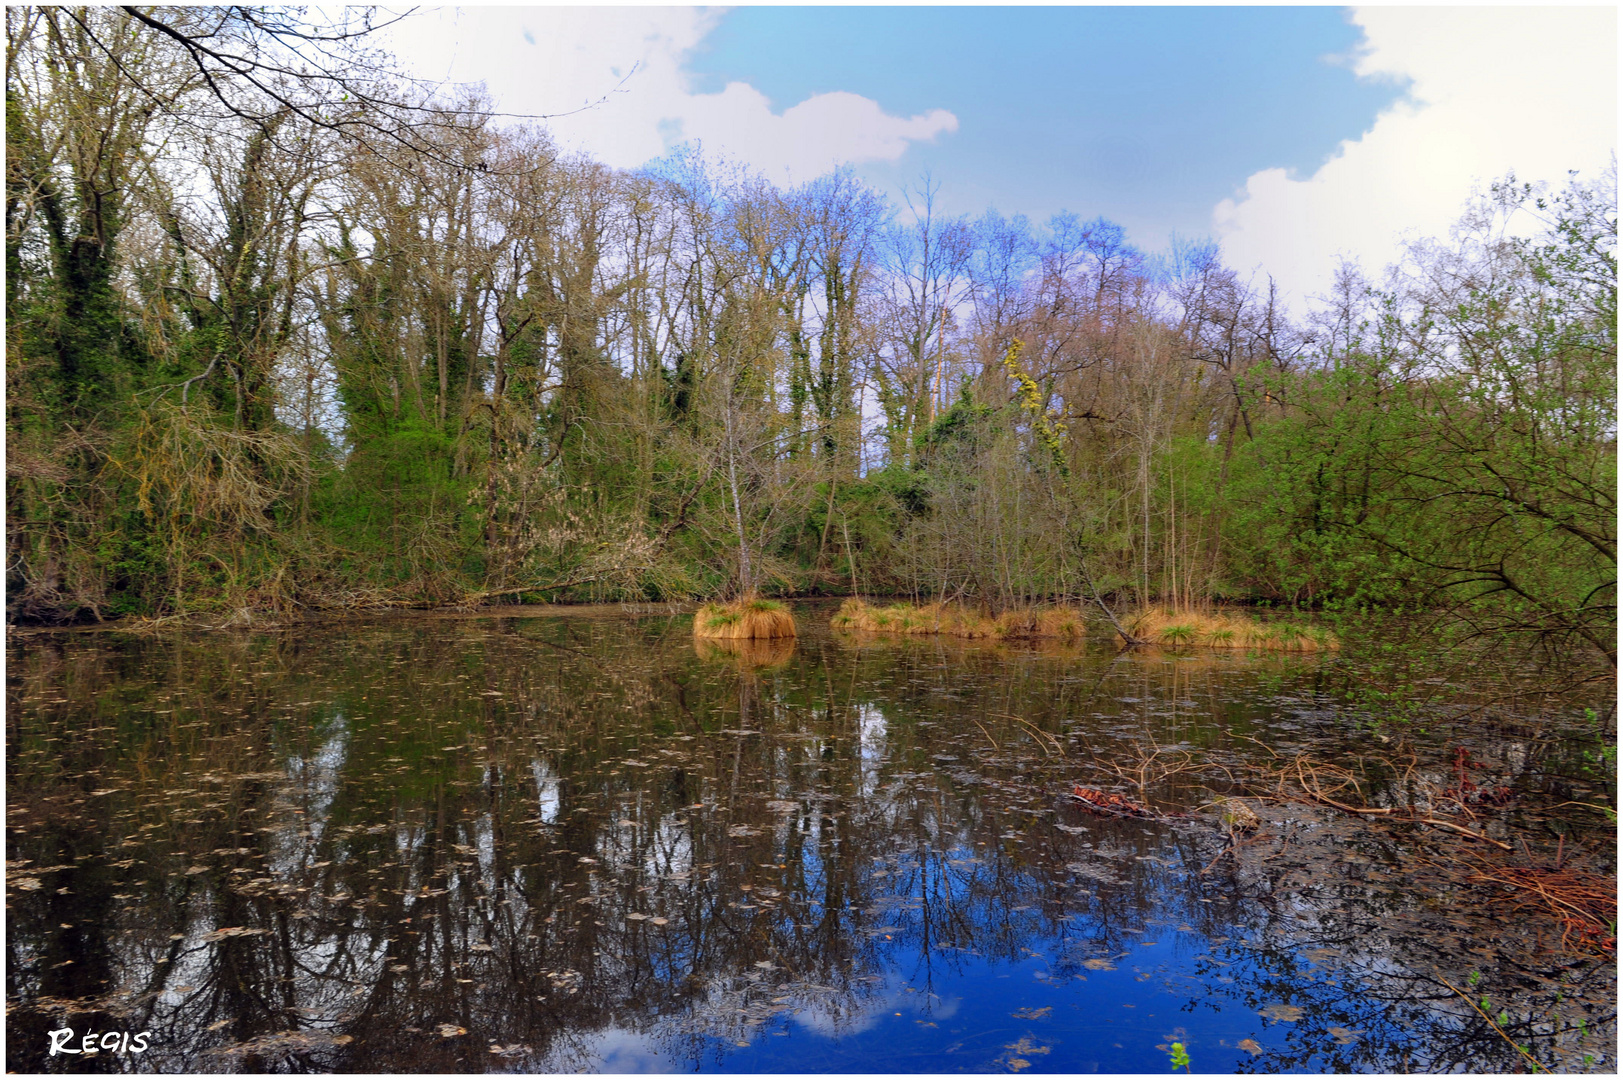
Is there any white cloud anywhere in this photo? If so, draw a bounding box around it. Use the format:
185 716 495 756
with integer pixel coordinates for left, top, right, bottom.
1214 7 1616 307
384 7 957 183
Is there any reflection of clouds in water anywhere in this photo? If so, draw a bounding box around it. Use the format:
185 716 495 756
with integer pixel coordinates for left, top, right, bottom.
857 703 887 797
649 814 694 877
474 775 497 885
572 1026 668 1072
472 811 497 888
533 759 561 824
792 999 885 1038
790 981 958 1040
393 819 428 905
270 713 349 877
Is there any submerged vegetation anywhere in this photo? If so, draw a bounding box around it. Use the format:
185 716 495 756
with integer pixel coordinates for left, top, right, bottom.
4 7 1614 685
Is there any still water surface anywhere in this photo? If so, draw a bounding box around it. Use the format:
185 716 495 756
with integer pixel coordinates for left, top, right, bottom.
6 604 1615 1072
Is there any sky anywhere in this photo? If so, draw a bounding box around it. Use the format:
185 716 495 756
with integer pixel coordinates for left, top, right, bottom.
384 5 1617 309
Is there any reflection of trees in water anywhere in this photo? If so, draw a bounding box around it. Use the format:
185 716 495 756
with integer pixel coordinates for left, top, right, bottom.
5 620 1614 1072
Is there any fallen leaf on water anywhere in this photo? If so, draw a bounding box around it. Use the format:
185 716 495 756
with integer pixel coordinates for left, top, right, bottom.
436 1024 466 1038
1237 1038 1263 1055
1082 959 1115 971
649 917 669 926
1259 1004 1304 1022
1328 1026 1362 1045
202 927 269 942
1011 1007 1052 1020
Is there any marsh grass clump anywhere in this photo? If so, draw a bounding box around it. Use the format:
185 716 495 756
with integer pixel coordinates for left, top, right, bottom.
693 597 797 640
831 598 1084 641
1121 606 1338 651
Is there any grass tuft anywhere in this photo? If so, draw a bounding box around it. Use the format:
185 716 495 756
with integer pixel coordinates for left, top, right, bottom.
693 597 797 639
1120 606 1338 651
831 598 1085 640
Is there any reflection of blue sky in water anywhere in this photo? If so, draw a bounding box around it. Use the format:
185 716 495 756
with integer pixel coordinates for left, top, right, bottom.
517 838 1432 1074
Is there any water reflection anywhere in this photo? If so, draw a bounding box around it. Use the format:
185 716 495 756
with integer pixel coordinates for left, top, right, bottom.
5 610 1614 1073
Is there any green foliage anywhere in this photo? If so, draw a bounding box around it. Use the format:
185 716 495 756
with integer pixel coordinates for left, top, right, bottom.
1223 172 1615 663
2 5 1611 663
316 417 471 592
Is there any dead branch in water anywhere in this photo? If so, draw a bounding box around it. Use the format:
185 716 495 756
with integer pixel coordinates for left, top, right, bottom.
1086 735 1222 791
1467 862 1616 954
1271 753 1513 850
1436 974 1543 1073
995 713 1064 758
1068 785 1157 819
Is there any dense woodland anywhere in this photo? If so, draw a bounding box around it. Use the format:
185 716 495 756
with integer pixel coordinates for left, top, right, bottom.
6 8 1616 665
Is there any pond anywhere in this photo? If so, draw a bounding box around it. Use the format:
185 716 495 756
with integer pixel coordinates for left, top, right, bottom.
6 602 1615 1073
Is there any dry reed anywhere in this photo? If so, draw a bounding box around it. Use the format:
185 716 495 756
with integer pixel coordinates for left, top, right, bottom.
693 597 797 640
830 598 1084 640
1118 605 1338 651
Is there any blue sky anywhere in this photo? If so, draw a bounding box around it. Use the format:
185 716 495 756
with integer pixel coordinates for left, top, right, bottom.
683 7 1404 242
389 6 1615 305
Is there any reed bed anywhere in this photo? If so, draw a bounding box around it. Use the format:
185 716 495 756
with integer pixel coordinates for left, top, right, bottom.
1119 605 1338 651
692 598 797 640
830 598 1084 640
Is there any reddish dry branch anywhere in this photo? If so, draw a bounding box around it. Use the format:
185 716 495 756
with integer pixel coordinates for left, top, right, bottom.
1439 746 1516 808
1069 785 1155 818
1469 865 1617 954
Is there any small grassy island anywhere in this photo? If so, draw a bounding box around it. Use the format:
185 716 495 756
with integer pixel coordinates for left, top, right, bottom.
1119 606 1338 651
693 597 797 640
831 598 1084 640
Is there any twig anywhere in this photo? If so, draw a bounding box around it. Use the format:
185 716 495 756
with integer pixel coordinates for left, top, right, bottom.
1199 834 1269 875
967 716 1000 751
1225 729 1280 760
1298 788 1512 850
1436 974 1541 1072
996 713 1063 758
